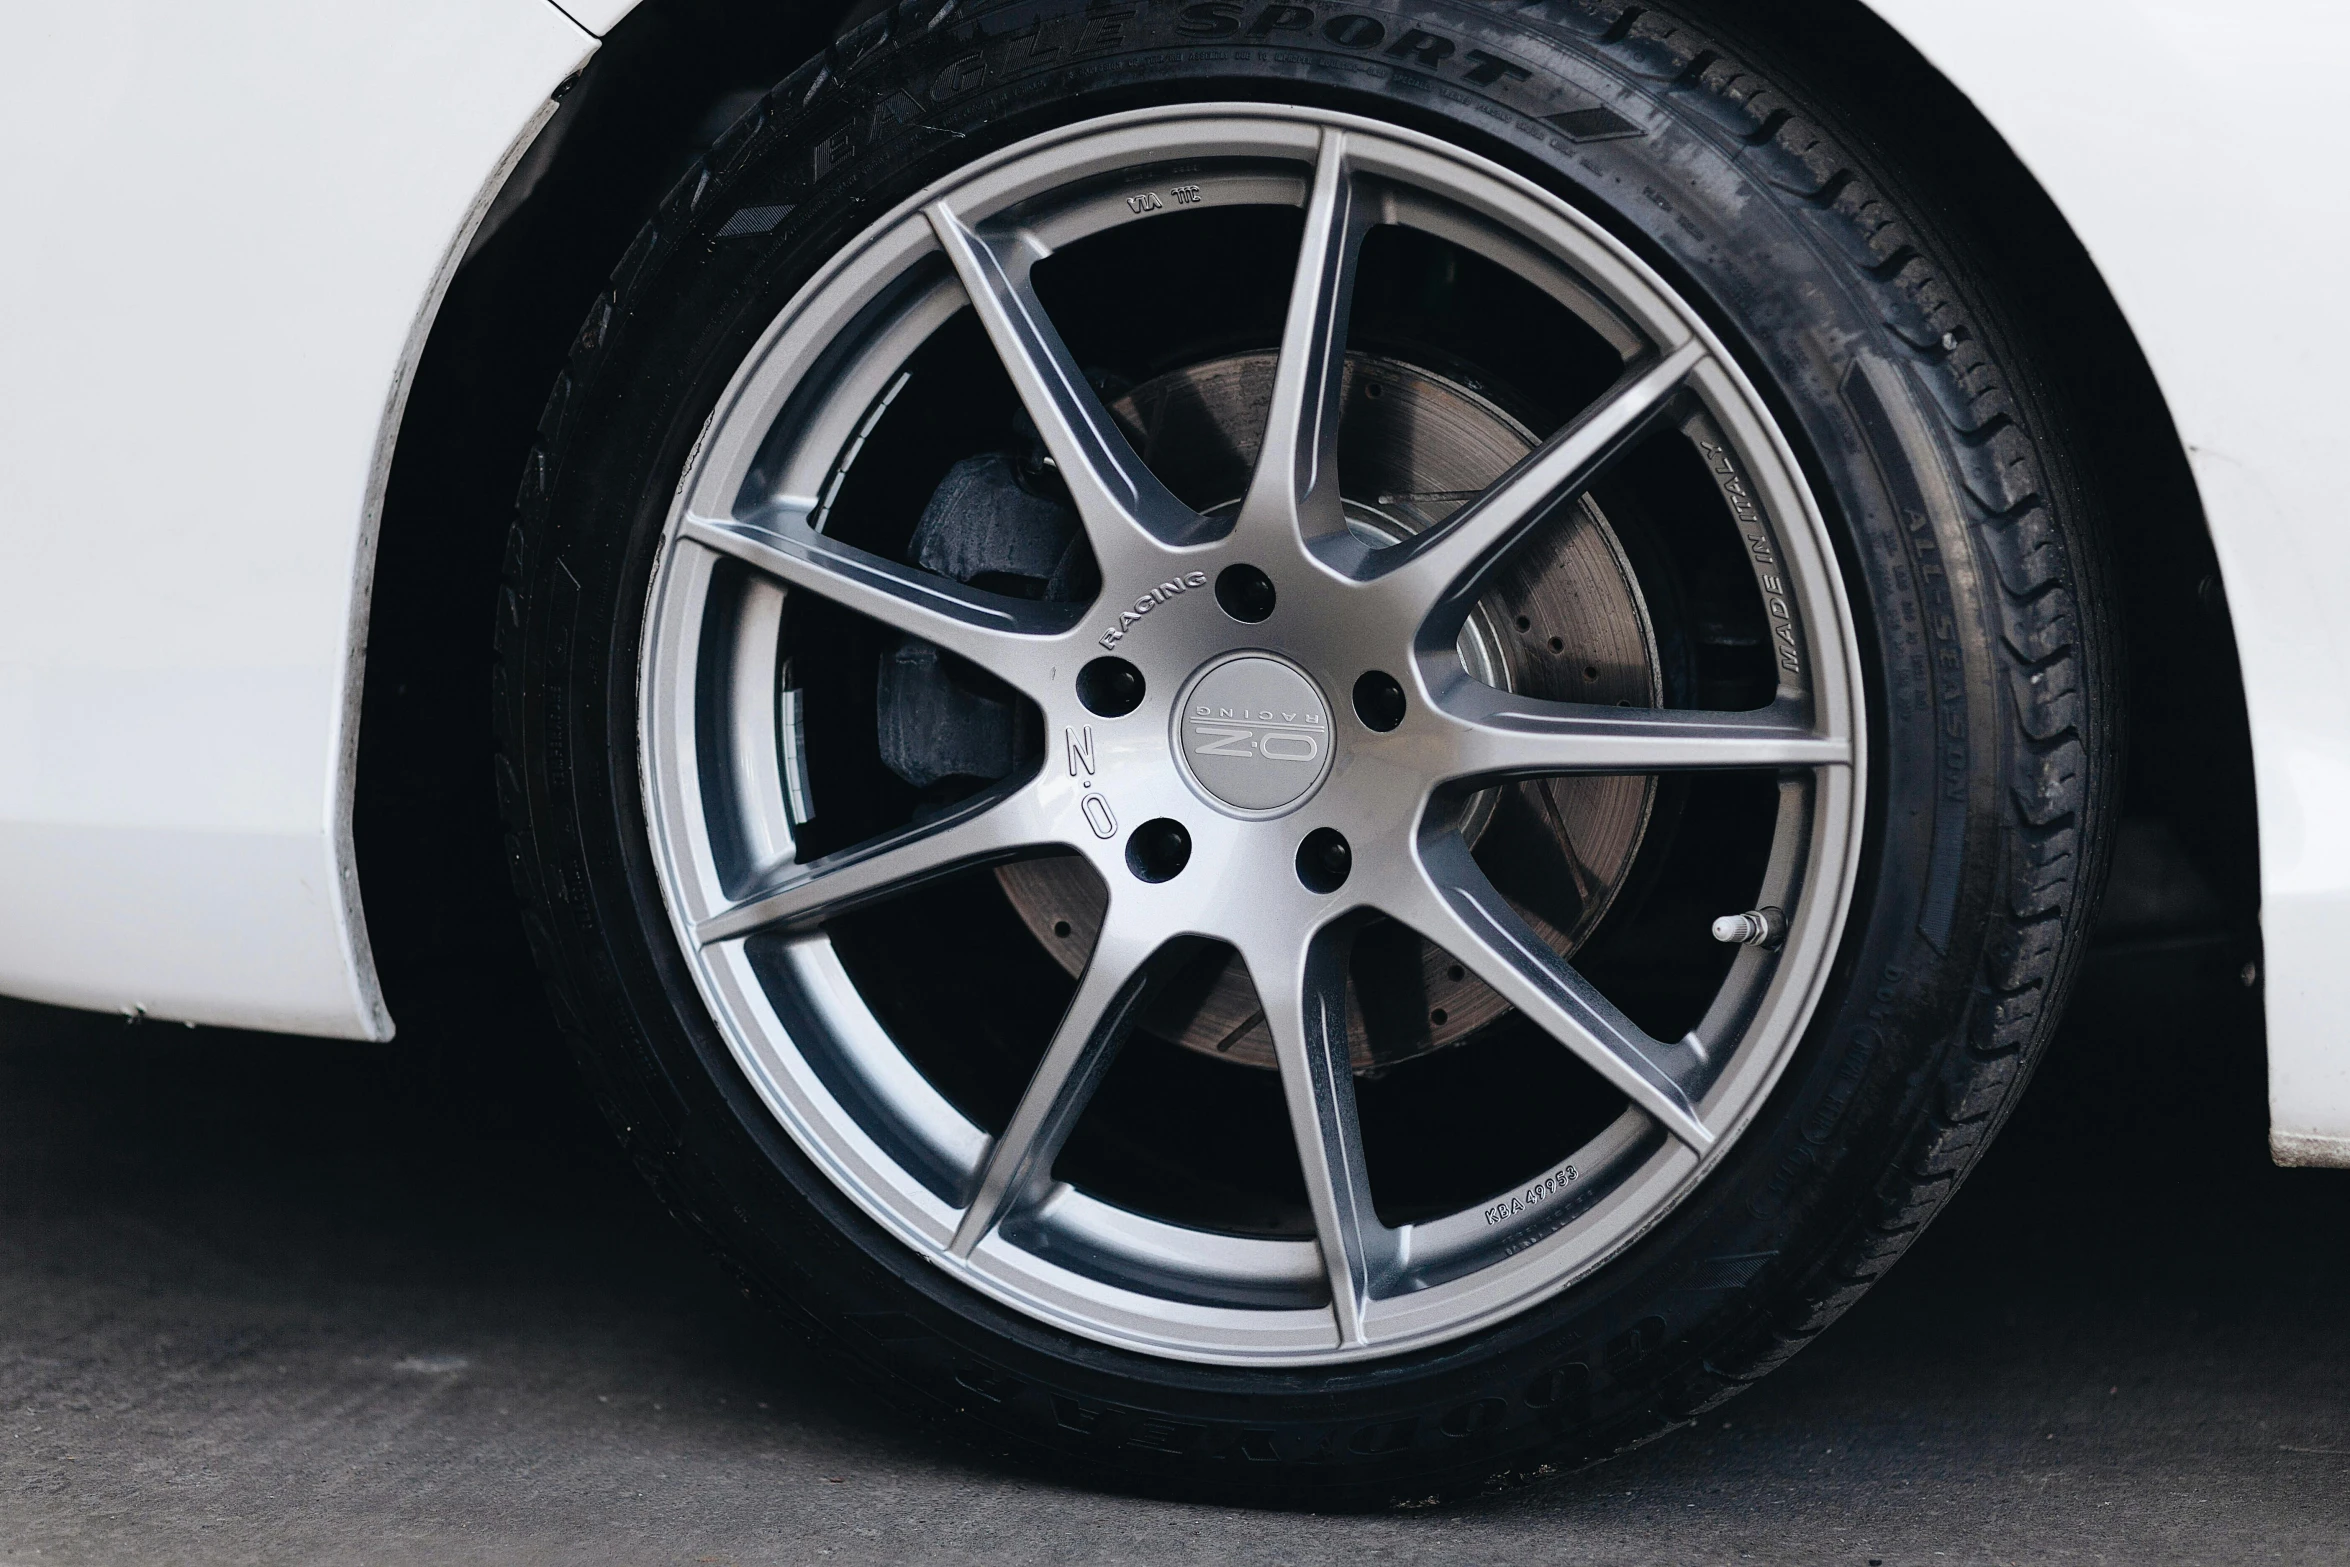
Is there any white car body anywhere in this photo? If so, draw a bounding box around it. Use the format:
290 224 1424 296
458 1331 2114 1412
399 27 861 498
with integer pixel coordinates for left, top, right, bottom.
1 1 2343 1164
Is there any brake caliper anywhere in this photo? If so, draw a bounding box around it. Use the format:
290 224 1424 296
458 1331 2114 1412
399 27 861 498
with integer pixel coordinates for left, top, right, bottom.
875 451 1089 788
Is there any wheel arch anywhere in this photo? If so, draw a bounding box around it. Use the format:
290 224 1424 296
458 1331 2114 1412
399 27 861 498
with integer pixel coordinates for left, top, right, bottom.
355 0 862 1040
1678 0 2260 900
1691 0 2274 1151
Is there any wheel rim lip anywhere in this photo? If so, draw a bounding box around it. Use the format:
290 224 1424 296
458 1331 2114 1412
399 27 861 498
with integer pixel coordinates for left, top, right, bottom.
637 103 1868 1366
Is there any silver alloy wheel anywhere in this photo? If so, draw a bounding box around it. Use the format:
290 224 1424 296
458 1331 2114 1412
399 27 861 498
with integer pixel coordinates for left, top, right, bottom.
640 106 1865 1366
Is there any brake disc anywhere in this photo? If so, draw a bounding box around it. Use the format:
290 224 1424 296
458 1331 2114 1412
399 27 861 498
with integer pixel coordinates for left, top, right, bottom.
994 351 1660 1072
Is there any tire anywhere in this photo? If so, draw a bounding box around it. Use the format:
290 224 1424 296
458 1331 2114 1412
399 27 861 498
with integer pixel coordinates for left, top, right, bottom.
495 0 2116 1506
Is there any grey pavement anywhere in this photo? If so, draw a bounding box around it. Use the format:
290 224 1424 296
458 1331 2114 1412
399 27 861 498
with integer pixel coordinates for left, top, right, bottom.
0 937 2340 1565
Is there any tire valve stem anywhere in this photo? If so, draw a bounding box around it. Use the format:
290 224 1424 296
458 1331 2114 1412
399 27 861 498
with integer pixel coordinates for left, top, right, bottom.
1711 907 1787 950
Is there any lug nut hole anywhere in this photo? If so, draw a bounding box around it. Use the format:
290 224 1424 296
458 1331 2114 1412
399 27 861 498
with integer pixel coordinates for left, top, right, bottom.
1126 818 1192 883
1296 827 1352 894
1077 656 1146 718
1352 670 1406 732
1215 564 1276 623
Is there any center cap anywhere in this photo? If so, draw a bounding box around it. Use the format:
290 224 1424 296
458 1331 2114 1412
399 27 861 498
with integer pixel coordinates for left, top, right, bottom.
1174 653 1335 815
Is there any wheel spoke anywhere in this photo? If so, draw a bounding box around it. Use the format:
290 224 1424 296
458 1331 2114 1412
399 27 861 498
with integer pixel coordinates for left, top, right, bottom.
1370 341 1705 633
1391 836 1715 1152
925 203 1213 570
1251 924 1395 1346
1428 681 1851 782
680 506 1073 696
1233 129 1368 555
950 914 1174 1256
694 784 1057 944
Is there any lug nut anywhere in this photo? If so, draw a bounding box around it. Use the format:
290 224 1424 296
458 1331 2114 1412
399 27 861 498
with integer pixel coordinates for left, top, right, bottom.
1711 907 1786 949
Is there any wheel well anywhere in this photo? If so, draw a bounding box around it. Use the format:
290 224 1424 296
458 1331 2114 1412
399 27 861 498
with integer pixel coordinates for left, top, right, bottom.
1673 0 2259 950
355 0 2257 1056
354 0 861 1050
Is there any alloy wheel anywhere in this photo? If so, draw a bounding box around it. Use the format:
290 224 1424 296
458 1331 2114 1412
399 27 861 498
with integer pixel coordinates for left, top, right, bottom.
638 105 1864 1366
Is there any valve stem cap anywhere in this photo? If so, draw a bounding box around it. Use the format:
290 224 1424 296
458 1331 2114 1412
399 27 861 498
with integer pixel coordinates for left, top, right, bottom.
1712 907 1787 948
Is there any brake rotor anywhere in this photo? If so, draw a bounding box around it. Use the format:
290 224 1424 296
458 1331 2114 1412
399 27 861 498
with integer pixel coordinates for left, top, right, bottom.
996 351 1660 1072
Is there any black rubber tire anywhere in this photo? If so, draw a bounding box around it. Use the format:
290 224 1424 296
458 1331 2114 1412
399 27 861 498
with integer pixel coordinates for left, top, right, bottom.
495 0 2117 1507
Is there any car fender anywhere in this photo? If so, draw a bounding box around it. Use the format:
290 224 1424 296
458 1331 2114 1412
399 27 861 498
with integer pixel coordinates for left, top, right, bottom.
1856 0 2350 1160
0 0 593 1038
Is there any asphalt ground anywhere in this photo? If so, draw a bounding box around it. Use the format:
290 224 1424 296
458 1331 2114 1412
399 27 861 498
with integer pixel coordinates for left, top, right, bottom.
0 935 2340 1565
